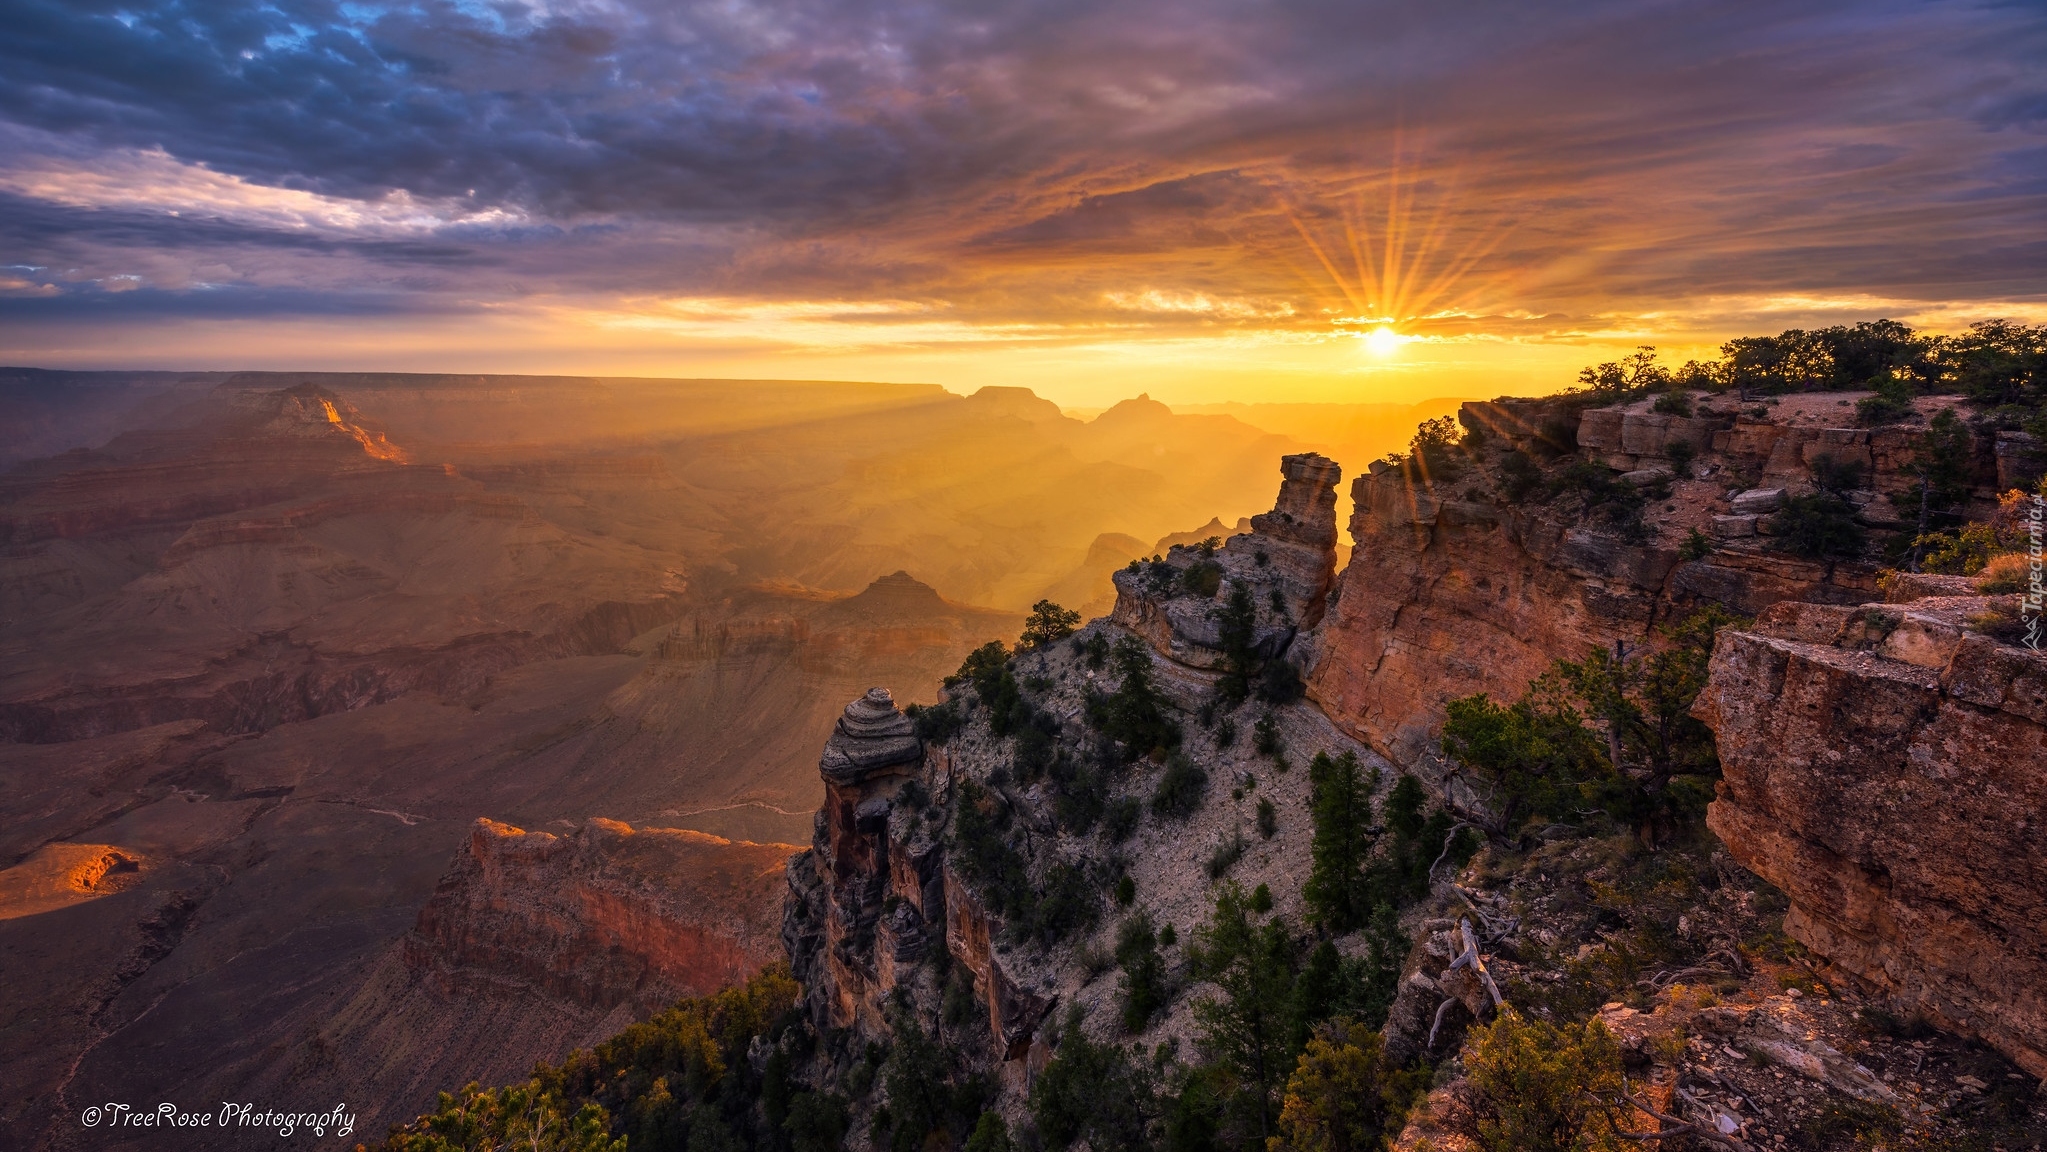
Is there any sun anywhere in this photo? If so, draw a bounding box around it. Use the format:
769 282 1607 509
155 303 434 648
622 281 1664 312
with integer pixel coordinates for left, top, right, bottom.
1363 325 1403 356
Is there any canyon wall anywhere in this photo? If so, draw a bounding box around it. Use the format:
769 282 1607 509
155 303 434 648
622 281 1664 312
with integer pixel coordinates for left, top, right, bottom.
1695 592 2047 1077
1306 392 2013 770
783 689 1055 1063
405 817 792 1013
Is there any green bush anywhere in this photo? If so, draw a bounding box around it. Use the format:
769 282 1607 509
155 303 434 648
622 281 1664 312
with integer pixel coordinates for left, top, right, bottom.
1857 372 1919 425
1651 389 1692 416
1205 831 1247 880
1255 796 1277 839
1029 1007 1158 1150
1253 711 1283 756
1116 914 1168 1032
1498 450 1545 502
905 700 963 744
1270 1017 1426 1152
374 966 801 1152
1086 638 1182 761
1769 491 1866 559
1465 1010 1626 1152
1677 527 1713 561
1151 752 1209 819
1182 561 1225 598
1916 522 2001 575
1103 796 1142 842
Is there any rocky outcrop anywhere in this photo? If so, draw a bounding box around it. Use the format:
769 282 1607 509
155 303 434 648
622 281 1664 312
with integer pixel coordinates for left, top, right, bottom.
1694 596 2047 1077
784 688 1054 1059
1111 452 1342 669
1306 393 2007 770
406 817 792 1013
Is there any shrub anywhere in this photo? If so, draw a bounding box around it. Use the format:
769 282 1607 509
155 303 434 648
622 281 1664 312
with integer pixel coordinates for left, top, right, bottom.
1857 372 1919 425
1270 1018 1424 1152
1253 711 1283 756
1205 832 1247 880
1410 415 1464 477
1016 862 1101 948
1114 875 1136 907
1074 630 1111 669
1214 715 1237 747
1440 687 1605 838
1917 522 2002 575
1665 439 1696 476
1677 527 1713 562
785 1091 851 1152
1770 492 1866 559
1021 600 1082 648
1978 550 2032 593
1116 914 1168 1032
381 1083 623 1152
1256 796 1278 839
1103 796 1142 842
1086 638 1182 761
1499 450 1545 503
905 700 964 744
1808 452 1868 495
1029 1007 1157 1150
1651 389 1692 416
1182 560 1224 598
1464 1009 1625 1152
1152 752 1209 819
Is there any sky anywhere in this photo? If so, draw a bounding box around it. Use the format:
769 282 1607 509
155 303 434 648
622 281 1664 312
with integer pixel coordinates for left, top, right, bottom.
1 0 2044 408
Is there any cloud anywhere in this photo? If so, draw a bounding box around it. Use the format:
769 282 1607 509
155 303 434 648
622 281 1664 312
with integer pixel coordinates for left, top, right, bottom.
0 0 2041 368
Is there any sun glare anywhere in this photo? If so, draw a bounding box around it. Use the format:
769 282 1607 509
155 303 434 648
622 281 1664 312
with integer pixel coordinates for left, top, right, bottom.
1363 325 1403 356
1288 139 1514 355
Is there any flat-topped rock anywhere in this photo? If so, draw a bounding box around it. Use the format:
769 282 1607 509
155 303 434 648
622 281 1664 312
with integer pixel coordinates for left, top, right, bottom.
818 688 922 784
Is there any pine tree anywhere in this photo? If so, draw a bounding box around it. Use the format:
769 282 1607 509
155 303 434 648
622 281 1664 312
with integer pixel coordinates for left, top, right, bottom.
1303 752 1376 932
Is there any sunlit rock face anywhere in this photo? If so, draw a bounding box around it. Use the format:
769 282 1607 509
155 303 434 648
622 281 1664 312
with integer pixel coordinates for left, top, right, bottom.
1695 596 2047 1079
1303 393 2009 771
1110 451 1342 669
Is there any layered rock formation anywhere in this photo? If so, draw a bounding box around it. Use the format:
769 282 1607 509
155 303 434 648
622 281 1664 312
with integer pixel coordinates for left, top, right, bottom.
405 817 791 1013
1695 594 2047 1077
1111 452 1342 668
786 689 1054 1056
1308 391 2010 768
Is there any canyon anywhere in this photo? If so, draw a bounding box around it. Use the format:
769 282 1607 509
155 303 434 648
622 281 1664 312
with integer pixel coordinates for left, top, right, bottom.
763 386 2042 1146
0 369 1439 1150
5 366 2041 1149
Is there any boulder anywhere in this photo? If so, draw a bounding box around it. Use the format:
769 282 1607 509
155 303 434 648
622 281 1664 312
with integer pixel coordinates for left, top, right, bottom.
1731 488 1785 515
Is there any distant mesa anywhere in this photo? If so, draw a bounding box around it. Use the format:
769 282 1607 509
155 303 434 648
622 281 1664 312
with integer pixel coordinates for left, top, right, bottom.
1092 392 1175 425
818 687 922 785
962 386 1064 424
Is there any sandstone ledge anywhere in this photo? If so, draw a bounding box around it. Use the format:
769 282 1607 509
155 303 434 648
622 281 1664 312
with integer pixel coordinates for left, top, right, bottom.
1694 600 2047 1076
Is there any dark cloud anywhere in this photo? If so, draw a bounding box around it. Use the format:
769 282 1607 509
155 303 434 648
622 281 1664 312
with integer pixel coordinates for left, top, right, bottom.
0 0 2041 335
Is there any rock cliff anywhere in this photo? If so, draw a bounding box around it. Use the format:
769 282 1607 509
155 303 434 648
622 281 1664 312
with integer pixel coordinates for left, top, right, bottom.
1307 391 2013 770
1695 593 2047 1077
406 817 792 1013
1110 451 1342 669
